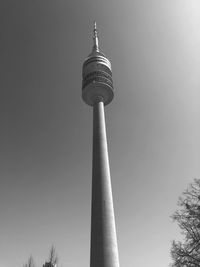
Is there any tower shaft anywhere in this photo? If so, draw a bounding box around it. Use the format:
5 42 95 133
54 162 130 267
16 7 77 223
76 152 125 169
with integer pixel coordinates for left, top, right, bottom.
90 101 119 267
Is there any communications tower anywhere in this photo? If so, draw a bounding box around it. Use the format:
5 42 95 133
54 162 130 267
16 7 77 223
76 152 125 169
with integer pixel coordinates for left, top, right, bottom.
82 22 120 267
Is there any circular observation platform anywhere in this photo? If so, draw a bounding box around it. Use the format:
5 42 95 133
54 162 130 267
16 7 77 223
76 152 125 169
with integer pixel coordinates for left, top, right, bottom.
82 51 114 106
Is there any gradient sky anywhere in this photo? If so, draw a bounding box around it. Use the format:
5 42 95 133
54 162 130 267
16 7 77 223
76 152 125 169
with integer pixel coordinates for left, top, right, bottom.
0 1 200 267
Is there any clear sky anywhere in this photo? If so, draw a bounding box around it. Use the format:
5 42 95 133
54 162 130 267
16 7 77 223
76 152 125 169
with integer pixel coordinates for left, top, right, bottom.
0 1 200 267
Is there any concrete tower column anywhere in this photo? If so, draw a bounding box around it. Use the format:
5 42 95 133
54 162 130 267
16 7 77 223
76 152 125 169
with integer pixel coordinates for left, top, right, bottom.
90 100 119 267
82 22 120 267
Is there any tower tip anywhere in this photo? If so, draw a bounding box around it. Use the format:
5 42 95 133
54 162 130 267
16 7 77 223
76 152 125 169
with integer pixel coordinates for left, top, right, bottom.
93 21 99 52
94 21 97 30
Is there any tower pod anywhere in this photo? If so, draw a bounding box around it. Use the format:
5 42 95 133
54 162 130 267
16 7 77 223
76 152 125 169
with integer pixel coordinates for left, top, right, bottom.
82 23 114 106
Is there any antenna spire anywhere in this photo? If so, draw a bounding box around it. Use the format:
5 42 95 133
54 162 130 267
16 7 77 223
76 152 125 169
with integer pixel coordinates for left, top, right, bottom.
93 21 99 52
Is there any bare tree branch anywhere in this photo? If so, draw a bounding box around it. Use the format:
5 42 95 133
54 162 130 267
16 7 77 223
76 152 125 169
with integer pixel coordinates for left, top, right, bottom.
23 256 35 267
171 179 200 267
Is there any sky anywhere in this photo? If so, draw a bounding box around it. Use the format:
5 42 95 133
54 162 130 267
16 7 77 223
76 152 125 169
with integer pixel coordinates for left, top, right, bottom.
0 0 200 267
